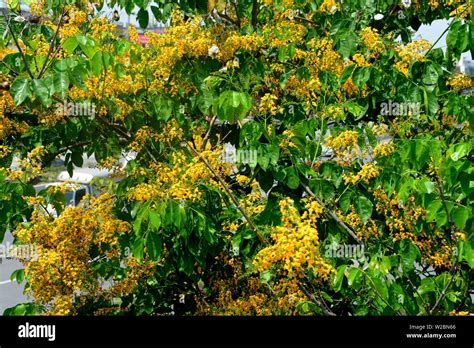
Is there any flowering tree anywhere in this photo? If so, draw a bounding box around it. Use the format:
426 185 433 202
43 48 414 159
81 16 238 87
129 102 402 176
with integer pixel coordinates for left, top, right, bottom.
0 0 472 316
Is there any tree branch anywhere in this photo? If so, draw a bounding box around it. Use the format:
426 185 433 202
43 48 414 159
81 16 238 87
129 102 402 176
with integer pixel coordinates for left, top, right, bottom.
3 10 35 79
301 181 362 244
183 142 268 245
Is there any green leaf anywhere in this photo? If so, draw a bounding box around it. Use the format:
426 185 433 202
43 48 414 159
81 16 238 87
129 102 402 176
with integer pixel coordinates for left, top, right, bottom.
417 178 434 194
340 64 356 85
333 265 346 292
470 22 474 58
90 51 103 76
397 239 420 272
77 35 97 58
418 277 436 295
347 267 361 288
260 269 273 284
426 200 442 222
338 32 358 59
452 206 470 230
339 191 353 214
148 210 162 230
132 237 144 262
137 8 149 29
446 20 469 56
214 91 252 123
71 151 83 167
62 36 78 54
10 78 30 106
354 195 373 224
447 143 471 161
286 167 300 189
344 101 367 120
352 67 370 90
32 79 51 107
145 231 162 261
53 71 69 98
151 5 162 21
422 63 439 85
10 269 24 284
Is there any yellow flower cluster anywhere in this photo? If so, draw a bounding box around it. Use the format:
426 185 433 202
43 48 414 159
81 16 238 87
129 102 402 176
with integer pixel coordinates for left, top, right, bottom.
373 189 424 233
128 126 160 153
30 34 50 56
393 230 454 269
324 130 359 166
220 32 263 61
373 189 455 268
352 53 371 67
0 91 15 119
319 0 340 13
279 129 298 150
307 38 343 74
262 21 306 49
59 5 88 39
239 179 265 216
373 141 395 158
341 209 381 241
196 253 306 315
30 0 46 17
155 119 184 145
449 2 471 18
235 174 250 185
128 136 232 203
72 71 142 100
106 256 156 299
342 163 379 185
96 156 124 178
128 25 140 44
259 93 283 116
447 73 472 91
322 105 344 120
0 145 11 159
449 310 473 316
7 145 47 181
360 27 385 58
254 197 333 280
14 193 131 315
90 17 117 39
0 47 16 61
395 40 431 77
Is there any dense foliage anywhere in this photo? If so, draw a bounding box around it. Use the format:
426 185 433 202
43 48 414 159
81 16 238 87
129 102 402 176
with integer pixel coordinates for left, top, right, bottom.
0 0 472 316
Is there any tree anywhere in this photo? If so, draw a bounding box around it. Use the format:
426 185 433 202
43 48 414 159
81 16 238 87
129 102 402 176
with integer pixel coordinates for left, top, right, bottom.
0 0 472 316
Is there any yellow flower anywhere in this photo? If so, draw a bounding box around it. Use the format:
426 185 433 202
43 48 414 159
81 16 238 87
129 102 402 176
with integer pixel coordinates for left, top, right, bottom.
447 73 472 91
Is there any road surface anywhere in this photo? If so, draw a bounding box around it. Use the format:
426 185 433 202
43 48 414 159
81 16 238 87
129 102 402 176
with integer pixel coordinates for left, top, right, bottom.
0 231 29 315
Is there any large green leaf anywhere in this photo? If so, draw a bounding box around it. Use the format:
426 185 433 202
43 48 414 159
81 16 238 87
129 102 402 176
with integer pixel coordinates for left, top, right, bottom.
53 71 70 98
32 79 51 107
354 195 373 224
10 78 30 106
146 231 162 261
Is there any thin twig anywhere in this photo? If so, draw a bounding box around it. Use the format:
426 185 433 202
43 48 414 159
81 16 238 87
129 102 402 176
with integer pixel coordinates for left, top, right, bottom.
183 142 268 245
301 181 362 244
429 263 458 315
38 9 66 78
3 10 34 79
